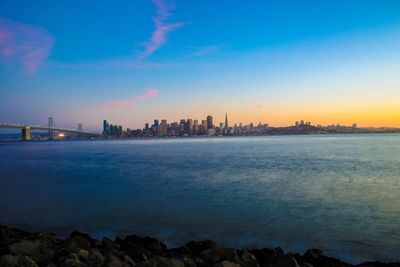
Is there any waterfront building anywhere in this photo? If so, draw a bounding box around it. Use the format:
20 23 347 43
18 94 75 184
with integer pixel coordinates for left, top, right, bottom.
201 120 208 134
193 119 199 135
109 124 114 135
207 115 213 129
225 113 228 129
186 119 193 135
103 120 110 135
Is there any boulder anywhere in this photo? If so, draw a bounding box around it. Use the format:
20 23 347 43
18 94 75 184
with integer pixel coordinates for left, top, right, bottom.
301 249 349 267
122 235 167 255
155 256 186 267
0 254 38 267
250 247 285 266
67 231 98 253
58 253 87 267
186 240 217 254
238 249 260 267
122 254 135 266
135 259 158 267
213 260 242 267
104 254 123 267
0 226 32 243
103 237 121 250
8 239 54 263
270 255 300 267
201 246 240 264
87 248 105 266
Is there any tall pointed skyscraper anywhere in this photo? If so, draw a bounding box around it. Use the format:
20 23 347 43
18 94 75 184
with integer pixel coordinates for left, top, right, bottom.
225 113 228 129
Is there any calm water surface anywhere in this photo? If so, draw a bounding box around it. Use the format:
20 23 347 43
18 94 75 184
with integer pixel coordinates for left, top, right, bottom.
0 134 399 263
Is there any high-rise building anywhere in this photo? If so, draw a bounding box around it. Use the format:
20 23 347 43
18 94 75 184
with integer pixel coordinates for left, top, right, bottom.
78 123 83 132
201 120 208 131
114 125 119 136
207 115 213 129
193 119 199 135
179 119 186 135
103 120 109 135
225 113 228 129
157 120 168 136
186 119 193 135
109 124 114 135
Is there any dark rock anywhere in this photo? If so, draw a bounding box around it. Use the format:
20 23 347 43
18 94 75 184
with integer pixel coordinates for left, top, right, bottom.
237 249 260 267
186 240 217 255
304 249 323 260
356 263 400 267
0 225 32 242
78 248 89 259
122 254 135 266
301 249 349 267
250 247 285 266
87 248 104 266
213 261 241 267
201 246 240 265
58 253 87 267
103 237 121 250
122 235 167 255
0 254 38 267
135 259 158 267
8 239 54 263
168 245 193 256
67 231 98 253
270 255 300 267
1 225 400 267
154 256 186 267
104 254 122 267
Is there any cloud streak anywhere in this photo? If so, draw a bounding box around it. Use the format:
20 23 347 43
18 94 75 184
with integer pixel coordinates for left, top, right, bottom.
244 104 264 111
141 0 183 57
0 17 54 73
192 45 219 57
106 88 159 109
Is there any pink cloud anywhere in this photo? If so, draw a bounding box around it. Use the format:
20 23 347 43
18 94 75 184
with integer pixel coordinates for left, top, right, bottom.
106 88 159 109
0 17 54 73
141 0 183 57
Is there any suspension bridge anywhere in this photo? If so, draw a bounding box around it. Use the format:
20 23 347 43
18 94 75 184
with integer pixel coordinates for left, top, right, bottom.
0 117 99 141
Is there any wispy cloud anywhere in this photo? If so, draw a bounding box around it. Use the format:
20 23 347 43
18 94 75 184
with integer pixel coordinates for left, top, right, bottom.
106 88 159 109
0 17 54 73
192 45 219 57
141 0 183 58
244 104 264 111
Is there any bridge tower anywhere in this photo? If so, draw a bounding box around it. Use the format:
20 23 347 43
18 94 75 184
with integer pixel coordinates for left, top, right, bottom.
77 123 83 138
48 117 53 140
21 126 31 141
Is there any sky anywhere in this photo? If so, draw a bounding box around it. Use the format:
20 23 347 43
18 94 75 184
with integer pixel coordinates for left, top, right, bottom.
1 0 400 131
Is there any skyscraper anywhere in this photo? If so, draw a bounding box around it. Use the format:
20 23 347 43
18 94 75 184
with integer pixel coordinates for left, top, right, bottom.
207 115 213 129
186 119 193 135
103 120 110 135
225 113 228 129
193 119 199 135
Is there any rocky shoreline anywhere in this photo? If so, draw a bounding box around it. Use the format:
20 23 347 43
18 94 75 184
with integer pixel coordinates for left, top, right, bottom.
0 225 398 267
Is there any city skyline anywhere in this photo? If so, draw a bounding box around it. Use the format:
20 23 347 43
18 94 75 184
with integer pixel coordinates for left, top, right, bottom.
1 0 400 130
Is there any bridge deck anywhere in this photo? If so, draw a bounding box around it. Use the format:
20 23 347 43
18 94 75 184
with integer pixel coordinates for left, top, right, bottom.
0 124 99 135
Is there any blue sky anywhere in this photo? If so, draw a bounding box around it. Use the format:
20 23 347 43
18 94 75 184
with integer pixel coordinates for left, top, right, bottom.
1 0 400 130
